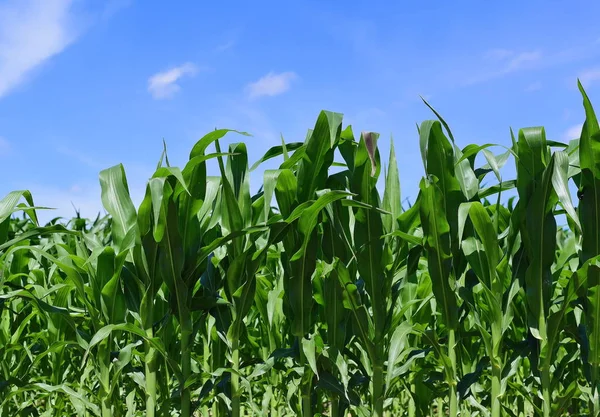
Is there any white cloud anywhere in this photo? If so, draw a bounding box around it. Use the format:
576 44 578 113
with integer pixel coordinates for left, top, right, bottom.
148 63 197 99
246 71 297 99
578 68 600 88
0 0 79 99
563 123 583 140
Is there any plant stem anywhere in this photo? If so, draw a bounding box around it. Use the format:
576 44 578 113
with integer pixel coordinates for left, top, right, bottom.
270 368 278 416
298 340 312 417
368 336 385 417
408 383 416 417
144 315 157 417
231 335 241 417
372 364 384 417
99 342 112 417
101 398 112 417
592 384 600 417
542 364 551 417
144 347 158 417
268 325 279 416
491 320 502 417
437 397 444 417
330 395 339 417
448 329 458 417
201 330 211 417
180 316 193 417
491 359 502 417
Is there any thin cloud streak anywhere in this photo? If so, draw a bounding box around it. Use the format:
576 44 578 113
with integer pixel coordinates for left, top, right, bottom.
578 68 600 88
463 50 543 85
56 145 104 169
0 137 10 155
464 40 600 87
525 81 542 92
148 63 198 99
216 39 235 52
563 123 583 141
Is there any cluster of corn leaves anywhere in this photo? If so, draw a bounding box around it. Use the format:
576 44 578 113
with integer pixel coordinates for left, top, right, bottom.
2 82 600 417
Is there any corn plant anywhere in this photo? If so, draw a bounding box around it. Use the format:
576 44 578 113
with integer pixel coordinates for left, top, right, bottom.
3 80 600 416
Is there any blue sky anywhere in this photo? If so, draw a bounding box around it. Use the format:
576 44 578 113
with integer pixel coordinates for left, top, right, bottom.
1 0 600 222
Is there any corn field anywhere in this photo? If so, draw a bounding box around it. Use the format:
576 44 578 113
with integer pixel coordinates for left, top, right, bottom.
1 81 599 417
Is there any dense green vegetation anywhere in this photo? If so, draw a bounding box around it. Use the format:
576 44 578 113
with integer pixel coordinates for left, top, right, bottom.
1 81 599 416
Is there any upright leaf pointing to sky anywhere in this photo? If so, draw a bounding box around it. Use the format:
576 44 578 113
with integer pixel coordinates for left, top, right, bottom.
99 164 138 254
577 81 600 414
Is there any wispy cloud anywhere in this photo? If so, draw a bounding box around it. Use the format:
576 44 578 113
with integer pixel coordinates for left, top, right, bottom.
207 101 280 145
0 0 81 99
465 40 600 88
464 49 543 85
56 145 104 168
578 68 600 88
0 137 10 155
525 81 542 92
502 51 542 72
101 0 133 20
216 39 235 52
148 63 198 99
484 48 515 61
246 71 297 99
344 108 387 131
214 28 243 53
563 123 583 140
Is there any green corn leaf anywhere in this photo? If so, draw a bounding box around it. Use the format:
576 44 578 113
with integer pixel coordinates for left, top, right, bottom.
336 260 375 355
382 138 402 234
524 150 556 341
420 120 465 275
250 142 303 171
419 177 458 330
551 151 581 233
578 81 600 265
301 336 319 379
225 142 252 227
351 131 387 342
0 190 38 225
99 164 138 254
322 260 348 351
385 322 412 394
189 129 251 159
296 110 343 202
83 323 181 380
158 199 187 319
274 169 298 219
100 251 128 325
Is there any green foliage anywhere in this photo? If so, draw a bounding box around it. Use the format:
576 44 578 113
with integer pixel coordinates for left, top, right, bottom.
1 82 599 416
